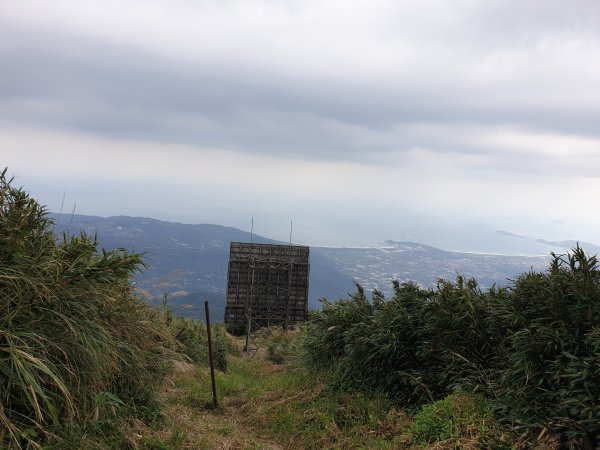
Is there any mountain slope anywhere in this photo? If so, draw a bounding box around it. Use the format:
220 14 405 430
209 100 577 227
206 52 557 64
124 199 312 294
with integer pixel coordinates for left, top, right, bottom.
50 213 354 319
495 230 600 255
51 214 559 320
316 240 548 295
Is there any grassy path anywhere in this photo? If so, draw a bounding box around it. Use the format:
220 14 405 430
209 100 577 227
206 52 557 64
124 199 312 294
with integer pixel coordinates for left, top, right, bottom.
131 336 522 450
135 352 407 450
136 357 284 449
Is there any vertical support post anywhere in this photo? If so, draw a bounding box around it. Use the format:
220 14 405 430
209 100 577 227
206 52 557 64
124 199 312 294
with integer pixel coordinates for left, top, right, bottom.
244 258 255 353
204 300 218 408
284 257 293 330
244 314 251 352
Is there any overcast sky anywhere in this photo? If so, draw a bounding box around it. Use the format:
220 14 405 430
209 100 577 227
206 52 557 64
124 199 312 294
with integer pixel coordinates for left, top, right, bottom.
2 0 600 249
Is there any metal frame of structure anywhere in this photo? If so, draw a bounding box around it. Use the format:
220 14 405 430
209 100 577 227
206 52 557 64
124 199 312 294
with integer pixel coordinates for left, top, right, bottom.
224 242 310 353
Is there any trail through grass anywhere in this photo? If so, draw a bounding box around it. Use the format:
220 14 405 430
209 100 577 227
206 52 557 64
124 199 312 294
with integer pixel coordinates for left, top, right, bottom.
139 357 403 449
136 339 510 450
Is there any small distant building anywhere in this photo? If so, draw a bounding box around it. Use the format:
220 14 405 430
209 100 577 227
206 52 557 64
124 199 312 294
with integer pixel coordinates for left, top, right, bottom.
224 242 310 331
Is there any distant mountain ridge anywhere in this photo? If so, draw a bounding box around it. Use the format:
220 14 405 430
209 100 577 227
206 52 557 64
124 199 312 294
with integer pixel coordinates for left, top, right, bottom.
495 230 600 255
50 213 565 320
49 213 354 320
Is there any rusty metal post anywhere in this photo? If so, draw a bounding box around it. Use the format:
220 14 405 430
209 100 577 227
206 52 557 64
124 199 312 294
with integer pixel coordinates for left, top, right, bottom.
204 300 218 408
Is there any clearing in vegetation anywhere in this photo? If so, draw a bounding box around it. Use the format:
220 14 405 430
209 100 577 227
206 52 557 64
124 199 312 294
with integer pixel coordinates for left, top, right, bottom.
136 331 511 450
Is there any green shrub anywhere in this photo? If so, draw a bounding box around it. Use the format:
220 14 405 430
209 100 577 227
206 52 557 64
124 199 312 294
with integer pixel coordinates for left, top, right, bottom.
170 316 229 372
211 324 229 372
0 169 172 449
302 279 506 406
266 329 299 365
302 246 600 445
171 316 209 363
412 392 496 445
493 247 600 446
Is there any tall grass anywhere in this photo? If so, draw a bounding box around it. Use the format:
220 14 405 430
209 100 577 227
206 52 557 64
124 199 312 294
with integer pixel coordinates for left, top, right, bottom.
0 169 173 449
302 247 600 446
169 315 231 372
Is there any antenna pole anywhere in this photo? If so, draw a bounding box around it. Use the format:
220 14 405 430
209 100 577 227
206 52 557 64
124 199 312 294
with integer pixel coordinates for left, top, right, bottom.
289 221 293 245
250 216 254 245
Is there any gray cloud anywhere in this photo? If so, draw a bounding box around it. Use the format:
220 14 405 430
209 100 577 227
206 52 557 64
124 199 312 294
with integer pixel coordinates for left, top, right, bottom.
2 0 600 247
2 1 600 165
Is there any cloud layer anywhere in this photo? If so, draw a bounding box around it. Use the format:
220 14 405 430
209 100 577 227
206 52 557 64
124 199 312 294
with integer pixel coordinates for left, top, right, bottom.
2 0 600 247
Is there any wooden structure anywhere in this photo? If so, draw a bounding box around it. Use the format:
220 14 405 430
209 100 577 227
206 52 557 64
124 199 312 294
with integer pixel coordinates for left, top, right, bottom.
224 242 310 351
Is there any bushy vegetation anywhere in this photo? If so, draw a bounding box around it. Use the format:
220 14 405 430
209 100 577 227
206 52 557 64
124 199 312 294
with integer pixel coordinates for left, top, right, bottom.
0 170 224 449
411 392 500 446
170 315 231 372
303 248 600 447
303 279 504 405
496 250 600 444
265 328 300 365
